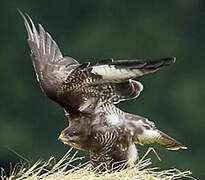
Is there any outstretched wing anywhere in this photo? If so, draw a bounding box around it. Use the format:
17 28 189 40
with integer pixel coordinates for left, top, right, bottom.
19 10 176 112
92 57 175 103
19 10 80 103
90 57 175 83
63 57 175 106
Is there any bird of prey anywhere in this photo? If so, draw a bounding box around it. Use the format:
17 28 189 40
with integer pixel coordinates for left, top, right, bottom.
19 11 187 171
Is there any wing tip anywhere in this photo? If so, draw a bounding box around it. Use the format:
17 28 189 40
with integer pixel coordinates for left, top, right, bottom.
157 130 187 151
164 56 176 66
17 8 24 17
18 10 64 62
167 145 187 151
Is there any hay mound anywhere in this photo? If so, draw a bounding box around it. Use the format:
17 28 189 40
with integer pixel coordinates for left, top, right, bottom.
3 148 193 180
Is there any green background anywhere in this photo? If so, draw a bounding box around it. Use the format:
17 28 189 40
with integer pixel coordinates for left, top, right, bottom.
0 0 204 179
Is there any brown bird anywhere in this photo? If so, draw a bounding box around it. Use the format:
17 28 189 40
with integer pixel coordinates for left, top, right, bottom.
19 11 187 171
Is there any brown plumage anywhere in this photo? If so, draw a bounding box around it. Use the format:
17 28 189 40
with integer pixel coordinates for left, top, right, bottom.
19 10 187 172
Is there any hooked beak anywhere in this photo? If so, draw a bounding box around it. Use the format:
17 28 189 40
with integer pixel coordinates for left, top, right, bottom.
58 133 64 140
58 133 68 144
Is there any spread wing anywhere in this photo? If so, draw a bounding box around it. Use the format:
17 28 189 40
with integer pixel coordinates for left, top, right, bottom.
19 11 143 111
91 57 175 103
62 57 176 106
20 10 176 112
19 10 80 103
90 57 175 82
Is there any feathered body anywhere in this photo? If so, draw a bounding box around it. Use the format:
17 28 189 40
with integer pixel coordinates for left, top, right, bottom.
19 11 187 171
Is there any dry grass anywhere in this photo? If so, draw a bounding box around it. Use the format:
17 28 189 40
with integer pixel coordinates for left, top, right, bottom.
2 148 195 180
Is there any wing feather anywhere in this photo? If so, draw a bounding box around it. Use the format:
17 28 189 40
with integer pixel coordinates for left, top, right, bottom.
90 57 176 82
127 114 187 150
19 10 65 73
66 57 175 105
19 10 79 103
19 10 176 112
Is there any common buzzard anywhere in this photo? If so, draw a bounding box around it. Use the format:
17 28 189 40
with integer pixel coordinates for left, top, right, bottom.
19 11 187 171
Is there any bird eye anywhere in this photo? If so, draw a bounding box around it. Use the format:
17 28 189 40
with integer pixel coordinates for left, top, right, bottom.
68 131 78 137
143 125 150 130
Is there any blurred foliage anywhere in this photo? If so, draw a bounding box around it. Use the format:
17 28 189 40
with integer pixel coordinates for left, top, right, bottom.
0 0 204 179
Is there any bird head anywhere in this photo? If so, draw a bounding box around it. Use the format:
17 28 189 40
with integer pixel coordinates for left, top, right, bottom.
58 116 92 151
